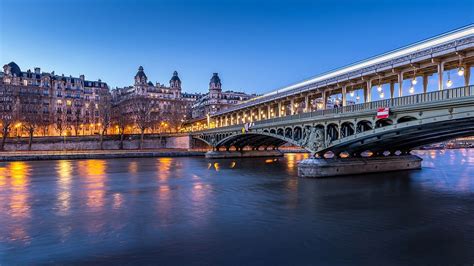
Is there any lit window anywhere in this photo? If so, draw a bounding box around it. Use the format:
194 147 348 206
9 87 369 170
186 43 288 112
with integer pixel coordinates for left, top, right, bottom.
66 100 72 106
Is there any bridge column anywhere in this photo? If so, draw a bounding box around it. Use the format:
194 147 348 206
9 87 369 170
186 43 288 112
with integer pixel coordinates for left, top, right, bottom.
390 81 395 99
398 72 404 97
266 105 270 119
438 61 445 90
322 90 327 110
365 80 372 103
423 74 428 93
278 102 282 117
290 99 295 115
464 64 471 86
304 95 309 112
342 86 347 107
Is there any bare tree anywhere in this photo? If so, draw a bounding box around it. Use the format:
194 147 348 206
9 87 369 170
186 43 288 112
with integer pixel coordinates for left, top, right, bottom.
112 102 130 150
71 100 82 136
55 110 66 138
163 102 186 133
97 91 112 150
19 89 43 150
131 96 158 149
39 109 52 136
0 86 19 150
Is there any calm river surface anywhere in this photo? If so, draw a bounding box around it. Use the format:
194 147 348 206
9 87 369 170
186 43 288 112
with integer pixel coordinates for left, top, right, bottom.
0 150 473 265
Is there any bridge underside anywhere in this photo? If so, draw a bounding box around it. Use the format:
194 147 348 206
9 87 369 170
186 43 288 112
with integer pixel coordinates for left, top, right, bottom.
193 117 474 158
194 132 301 152
325 117 474 156
192 88 474 159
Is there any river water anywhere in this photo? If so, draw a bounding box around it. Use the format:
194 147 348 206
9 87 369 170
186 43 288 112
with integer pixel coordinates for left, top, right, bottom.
0 150 473 265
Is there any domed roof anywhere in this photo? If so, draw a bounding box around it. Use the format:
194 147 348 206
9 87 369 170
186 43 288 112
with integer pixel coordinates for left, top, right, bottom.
147 81 154 86
210 73 221 85
135 66 147 79
7 61 21 76
170 71 181 82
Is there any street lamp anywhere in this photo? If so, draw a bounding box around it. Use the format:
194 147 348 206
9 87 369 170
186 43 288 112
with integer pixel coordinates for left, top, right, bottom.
411 77 417 85
377 85 382 92
446 72 453 88
409 86 415 94
458 67 465 76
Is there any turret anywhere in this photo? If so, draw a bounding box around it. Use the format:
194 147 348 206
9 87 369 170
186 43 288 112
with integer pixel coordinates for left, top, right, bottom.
134 66 147 85
170 71 182 98
209 73 222 99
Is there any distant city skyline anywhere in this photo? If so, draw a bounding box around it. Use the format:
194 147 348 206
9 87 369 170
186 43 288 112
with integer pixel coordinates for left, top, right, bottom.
1 0 473 94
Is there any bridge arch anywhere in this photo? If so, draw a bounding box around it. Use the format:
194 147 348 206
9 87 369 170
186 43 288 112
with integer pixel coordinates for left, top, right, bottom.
375 118 393 128
327 123 339 141
356 120 372 133
397 116 418 123
341 122 355 138
277 128 284 136
213 132 309 152
293 126 303 141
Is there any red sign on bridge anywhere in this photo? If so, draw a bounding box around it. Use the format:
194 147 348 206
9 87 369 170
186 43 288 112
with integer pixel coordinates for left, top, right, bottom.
376 107 390 119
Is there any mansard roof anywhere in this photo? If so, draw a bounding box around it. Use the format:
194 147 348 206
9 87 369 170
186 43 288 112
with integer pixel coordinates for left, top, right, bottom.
135 66 147 79
7 62 21 76
210 73 221 85
170 71 181 82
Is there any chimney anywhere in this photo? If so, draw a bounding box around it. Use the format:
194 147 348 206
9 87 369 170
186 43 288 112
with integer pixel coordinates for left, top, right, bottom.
34 67 40 74
80 74 85 80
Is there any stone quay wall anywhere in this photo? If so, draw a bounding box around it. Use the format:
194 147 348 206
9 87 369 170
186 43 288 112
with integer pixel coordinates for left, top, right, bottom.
1 134 193 151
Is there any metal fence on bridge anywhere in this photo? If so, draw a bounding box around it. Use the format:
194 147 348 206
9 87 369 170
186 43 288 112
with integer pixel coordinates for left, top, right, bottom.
193 85 474 134
253 85 474 125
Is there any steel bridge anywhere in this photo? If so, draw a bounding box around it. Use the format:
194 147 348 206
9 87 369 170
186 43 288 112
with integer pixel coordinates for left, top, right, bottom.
187 25 474 158
192 85 474 157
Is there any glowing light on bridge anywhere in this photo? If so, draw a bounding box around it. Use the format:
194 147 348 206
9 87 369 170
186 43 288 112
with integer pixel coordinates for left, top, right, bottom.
446 72 453 88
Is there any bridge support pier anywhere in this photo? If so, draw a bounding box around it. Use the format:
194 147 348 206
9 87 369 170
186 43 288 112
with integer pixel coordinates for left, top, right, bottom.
297 155 422 178
205 149 284 159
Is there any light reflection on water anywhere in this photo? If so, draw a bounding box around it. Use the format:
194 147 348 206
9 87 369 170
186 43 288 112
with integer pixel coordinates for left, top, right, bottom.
0 150 473 265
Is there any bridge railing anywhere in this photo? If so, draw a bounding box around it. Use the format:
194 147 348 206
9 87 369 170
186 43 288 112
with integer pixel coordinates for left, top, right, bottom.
252 85 474 126
194 85 474 134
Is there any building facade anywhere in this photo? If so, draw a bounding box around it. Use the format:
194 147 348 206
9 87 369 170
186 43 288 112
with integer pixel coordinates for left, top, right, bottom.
1 61 109 136
191 73 257 118
111 66 201 132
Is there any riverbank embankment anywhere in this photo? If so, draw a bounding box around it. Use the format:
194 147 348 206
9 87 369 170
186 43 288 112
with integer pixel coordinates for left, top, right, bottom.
0 149 206 161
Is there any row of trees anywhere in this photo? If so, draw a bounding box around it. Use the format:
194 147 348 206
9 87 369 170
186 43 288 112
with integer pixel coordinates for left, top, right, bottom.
0 86 186 150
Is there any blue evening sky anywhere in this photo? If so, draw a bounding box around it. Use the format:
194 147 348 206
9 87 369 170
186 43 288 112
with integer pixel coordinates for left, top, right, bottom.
1 0 473 94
